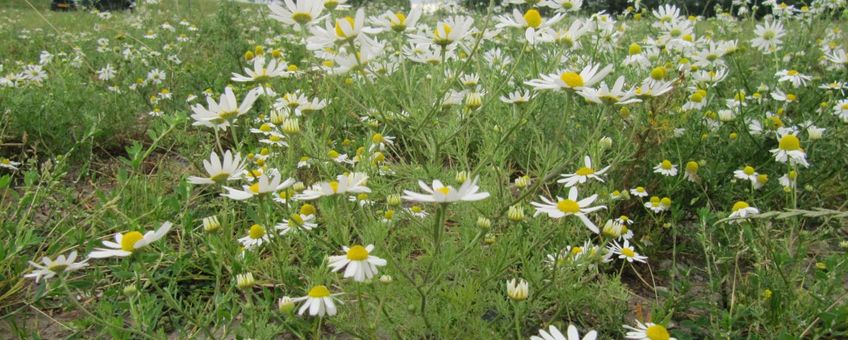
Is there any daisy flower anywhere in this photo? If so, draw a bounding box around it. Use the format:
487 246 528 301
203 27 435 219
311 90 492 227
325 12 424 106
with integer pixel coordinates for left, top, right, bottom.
24 251 88 282
370 8 422 33
293 285 342 317
369 133 395 152
653 160 678 176
775 69 810 88
623 320 675 340
275 213 318 235
306 8 370 50
497 8 563 32
606 240 648 263
239 224 273 249
500 90 534 104
406 205 429 218
525 63 613 91
190 87 259 130
506 278 529 301
429 16 474 47
779 171 797 191
222 173 297 200
644 196 667 213
187 150 245 185
296 172 371 200
531 324 597 340
268 0 325 28
832 99 848 122
328 244 387 282
770 133 809 167
577 76 641 105
630 186 649 198
88 222 172 258
751 20 785 54
683 161 699 182
531 187 606 233
402 176 490 203
728 201 759 223
733 165 759 183
231 55 289 95
543 0 584 13
557 155 611 187
0 158 21 170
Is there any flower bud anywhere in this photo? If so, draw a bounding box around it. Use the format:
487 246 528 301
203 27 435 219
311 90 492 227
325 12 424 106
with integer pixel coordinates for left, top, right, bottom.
123 284 138 296
278 296 295 313
508 205 524 222
514 175 531 188
599 136 613 149
476 217 492 230
236 273 255 290
455 171 468 184
387 194 402 206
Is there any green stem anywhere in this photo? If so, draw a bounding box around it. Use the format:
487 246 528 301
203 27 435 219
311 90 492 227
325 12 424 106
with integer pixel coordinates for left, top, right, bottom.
513 302 522 340
60 278 154 339
313 316 323 340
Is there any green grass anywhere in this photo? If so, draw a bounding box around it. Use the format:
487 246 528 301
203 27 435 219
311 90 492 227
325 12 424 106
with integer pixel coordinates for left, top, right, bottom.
1 1 848 339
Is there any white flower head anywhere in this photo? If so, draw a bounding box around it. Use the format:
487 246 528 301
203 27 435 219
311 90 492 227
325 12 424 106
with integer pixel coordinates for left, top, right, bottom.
88 222 173 258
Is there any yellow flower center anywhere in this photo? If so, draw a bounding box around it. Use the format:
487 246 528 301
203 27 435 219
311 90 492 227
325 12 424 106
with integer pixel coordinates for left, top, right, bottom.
218 110 239 121
523 9 542 28
743 166 755 176
436 187 451 195
621 247 636 258
778 135 801 151
557 199 580 214
48 263 69 272
324 0 339 10
650 66 667 80
120 231 144 252
628 43 642 55
786 69 799 76
210 172 231 183
346 245 369 260
328 181 340 193
645 324 670 340
393 12 407 25
661 197 672 206
300 204 316 215
292 12 312 25
732 201 749 212
635 187 646 193
307 285 331 298
434 23 453 44
575 167 594 176
686 161 699 172
289 214 304 226
661 160 673 170
411 205 423 213
248 224 266 239
335 16 356 38
372 133 384 143
249 183 261 193
570 246 583 255
559 71 584 88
